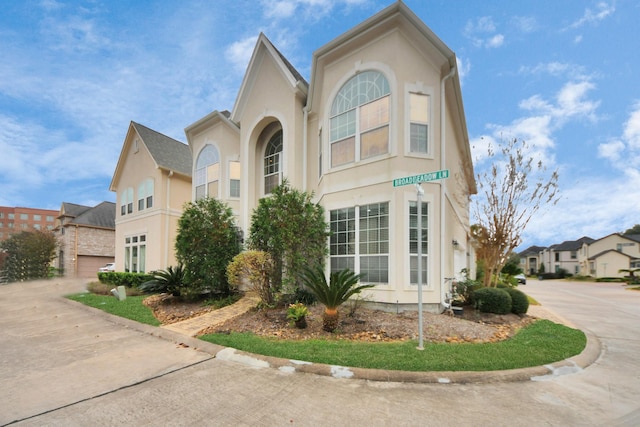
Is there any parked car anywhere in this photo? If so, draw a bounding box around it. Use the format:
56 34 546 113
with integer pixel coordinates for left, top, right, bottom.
515 273 526 285
98 263 115 272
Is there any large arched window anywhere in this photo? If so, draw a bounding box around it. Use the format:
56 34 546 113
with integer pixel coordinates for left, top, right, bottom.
264 130 282 194
195 145 219 200
329 70 390 167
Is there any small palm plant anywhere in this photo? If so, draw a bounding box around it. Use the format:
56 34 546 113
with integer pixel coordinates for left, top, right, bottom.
301 265 374 332
139 264 186 297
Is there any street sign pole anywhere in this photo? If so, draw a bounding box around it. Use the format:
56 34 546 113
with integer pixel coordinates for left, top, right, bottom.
416 183 424 350
392 170 449 351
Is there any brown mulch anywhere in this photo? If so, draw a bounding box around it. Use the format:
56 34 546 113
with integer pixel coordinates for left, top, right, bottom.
143 294 535 343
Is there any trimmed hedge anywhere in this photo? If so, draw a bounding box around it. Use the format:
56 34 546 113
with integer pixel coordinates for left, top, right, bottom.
473 287 512 314
505 287 529 315
97 272 154 287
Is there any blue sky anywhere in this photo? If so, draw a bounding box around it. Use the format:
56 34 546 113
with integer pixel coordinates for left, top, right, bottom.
0 0 638 249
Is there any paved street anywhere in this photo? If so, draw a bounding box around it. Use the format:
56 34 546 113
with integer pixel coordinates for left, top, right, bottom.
1 278 639 426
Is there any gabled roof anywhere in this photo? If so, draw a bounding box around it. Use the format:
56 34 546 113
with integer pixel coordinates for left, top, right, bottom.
588 249 634 261
131 122 192 177
519 245 546 256
553 236 594 251
590 232 640 245
59 202 115 229
184 110 240 139
60 202 91 218
231 33 308 122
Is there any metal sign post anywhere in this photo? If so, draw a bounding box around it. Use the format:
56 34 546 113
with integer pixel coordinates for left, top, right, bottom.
393 170 449 351
416 183 425 350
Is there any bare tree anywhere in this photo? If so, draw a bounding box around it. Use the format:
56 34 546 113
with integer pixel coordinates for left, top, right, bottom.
473 137 559 287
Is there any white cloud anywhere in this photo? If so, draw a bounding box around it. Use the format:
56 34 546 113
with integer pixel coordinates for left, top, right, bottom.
597 140 625 162
464 16 504 49
225 36 259 73
511 16 538 33
567 1 616 30
260 0 367 21
622 102 640 150
456 56 470 86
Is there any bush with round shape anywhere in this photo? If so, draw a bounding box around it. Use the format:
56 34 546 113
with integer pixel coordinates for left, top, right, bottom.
505 287 529 315
473 287 512 314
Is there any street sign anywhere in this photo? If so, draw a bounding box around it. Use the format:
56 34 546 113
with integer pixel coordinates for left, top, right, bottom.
392 169 449 187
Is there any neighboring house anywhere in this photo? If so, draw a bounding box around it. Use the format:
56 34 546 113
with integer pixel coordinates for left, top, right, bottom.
518 245 545 275
109 121 192 273
0 206 58 242
184 2 477 312
579 233 640 278
55 202 116 278
540 237 594 275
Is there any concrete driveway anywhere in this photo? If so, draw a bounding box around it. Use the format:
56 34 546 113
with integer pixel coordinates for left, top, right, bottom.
1 278 639 426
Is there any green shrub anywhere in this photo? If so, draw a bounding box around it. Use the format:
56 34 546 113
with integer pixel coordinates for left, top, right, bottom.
97 272 154 287
473 287 512 314
227 251 274 305
505 287 529 315
139 265 186 297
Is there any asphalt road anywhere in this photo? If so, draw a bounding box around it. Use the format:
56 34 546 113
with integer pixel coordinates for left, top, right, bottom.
1 278 639 426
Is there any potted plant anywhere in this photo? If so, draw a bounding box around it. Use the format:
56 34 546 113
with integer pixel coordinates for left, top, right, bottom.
287 302 309 329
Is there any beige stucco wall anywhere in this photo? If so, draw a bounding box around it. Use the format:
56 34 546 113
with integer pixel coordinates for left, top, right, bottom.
590 251 630 278
187 115 241 218
112 131 191 273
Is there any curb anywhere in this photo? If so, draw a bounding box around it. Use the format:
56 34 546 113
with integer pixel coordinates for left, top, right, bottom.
63 297 602 384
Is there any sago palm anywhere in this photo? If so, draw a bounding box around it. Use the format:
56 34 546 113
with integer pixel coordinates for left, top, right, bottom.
139 264 186 297
301 266 374 332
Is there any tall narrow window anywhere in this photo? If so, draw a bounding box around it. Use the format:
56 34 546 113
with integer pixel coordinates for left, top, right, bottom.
195 145 220 200
124 234 146 273
229 161 241 198
409 201 428 285
409 93 430 154
264 131 282 194
138 179 154 211
318 129 323 178
329 71 390 167
120 187 133 215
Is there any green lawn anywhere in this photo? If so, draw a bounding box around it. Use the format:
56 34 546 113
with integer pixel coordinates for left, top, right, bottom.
200 320 586 372
67 293 160 326
68 292 586 372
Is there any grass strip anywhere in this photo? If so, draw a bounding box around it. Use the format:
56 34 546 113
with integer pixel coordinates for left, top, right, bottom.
200 320 586 372
66 293 160 326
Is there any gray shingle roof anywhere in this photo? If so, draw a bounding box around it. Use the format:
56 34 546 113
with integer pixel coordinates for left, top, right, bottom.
553 236 594 251
132 122 192 177
61 201 115 229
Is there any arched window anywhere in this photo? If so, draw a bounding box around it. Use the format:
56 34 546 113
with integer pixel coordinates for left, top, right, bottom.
264 130 282 194
195 145 220 200
329 70 390 167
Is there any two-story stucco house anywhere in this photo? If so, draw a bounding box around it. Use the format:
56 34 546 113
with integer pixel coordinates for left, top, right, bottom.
55 202 115 278
540 237 594 275
579 233 640 278
109 121 192 273
518 245 546 275
184 2 476 312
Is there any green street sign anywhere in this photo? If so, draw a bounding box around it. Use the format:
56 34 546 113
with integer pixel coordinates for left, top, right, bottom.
392 169 449 187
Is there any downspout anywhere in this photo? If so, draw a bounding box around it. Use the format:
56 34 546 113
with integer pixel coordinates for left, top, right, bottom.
164 170 174 269
74 224 79 277
440 65 456 310
302 104 309 190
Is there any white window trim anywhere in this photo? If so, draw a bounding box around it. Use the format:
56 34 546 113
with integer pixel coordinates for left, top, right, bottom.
403 190 434 290
195 143 221 200
405 82 435 159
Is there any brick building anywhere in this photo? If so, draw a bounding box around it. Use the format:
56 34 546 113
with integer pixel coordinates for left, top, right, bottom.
0 206 58 242
55 202 116 278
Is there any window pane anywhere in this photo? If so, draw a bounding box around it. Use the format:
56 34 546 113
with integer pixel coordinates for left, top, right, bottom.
230 161 241 179
330 110 356 142
195 185 206 200
331 137 355 167
146 196 153 209
139 245 146 273
208 181 219 198
360 96 389 132
410 93 429 122
230 179 240 198
361 126 389 160
410 123 428 153
207 163 219 182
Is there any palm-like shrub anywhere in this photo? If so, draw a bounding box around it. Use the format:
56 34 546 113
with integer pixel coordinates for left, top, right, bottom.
301 266 374 332
139 265 185 297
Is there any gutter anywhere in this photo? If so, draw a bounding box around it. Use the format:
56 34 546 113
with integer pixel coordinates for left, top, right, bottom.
440 65 456 310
